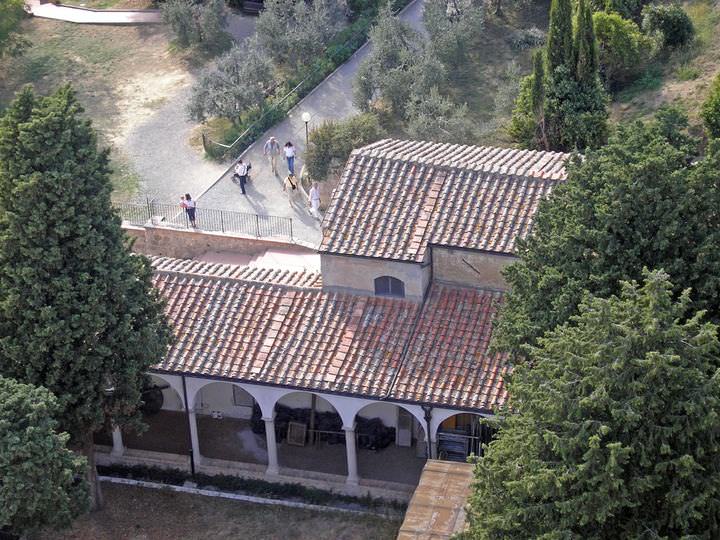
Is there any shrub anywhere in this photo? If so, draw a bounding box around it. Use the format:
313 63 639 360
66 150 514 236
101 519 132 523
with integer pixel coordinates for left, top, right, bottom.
161 0 228 50
642 4 694 48
593 11 653 90
507 26 546 51
405 87 476 144
306 113 386 180
701 72 720 138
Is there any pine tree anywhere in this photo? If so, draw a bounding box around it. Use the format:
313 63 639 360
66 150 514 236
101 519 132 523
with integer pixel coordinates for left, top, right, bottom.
466 271 720 538
574 0 598 87
0 86 172 509
546 0 573 72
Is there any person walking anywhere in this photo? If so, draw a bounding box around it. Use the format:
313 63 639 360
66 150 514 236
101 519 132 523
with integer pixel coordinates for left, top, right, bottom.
309 181 321 220
233 158 249 195
283 173 299 206
180 193 197 228
263 136 281 175
284 141 296 175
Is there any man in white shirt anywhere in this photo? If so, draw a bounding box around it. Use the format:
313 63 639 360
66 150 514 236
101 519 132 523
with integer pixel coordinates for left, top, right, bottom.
308 181 321 220
263 136 281 175
233 159 249 195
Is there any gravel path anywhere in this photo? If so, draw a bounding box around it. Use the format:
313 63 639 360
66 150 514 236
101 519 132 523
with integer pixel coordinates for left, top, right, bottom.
199 0 426 247
121 13 256 204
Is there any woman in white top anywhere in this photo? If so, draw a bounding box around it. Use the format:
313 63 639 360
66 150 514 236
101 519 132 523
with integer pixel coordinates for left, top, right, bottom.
180 193 197 228
284 141 296 175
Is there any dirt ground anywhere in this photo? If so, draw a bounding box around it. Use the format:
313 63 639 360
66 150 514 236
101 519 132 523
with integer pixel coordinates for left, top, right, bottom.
35 483 400 540
0 16 191 199
611 0 720 128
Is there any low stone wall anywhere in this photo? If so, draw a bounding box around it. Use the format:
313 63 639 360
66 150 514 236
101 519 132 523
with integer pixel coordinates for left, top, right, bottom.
123 224 316 259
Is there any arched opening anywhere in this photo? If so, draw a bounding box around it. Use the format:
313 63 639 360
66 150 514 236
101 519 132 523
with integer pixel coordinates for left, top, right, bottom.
194 382 267 465
436 413 495 461
374 276 405 298
94 374 190 455
272 392 347 477
354 402 427 486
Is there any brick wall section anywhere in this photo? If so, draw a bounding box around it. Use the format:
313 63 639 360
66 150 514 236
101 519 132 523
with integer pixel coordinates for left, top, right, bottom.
320 253 431 302
431 247 515 291
123 224 315 259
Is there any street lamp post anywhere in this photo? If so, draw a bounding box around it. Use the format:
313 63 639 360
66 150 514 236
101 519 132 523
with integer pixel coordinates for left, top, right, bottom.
302 111 311 147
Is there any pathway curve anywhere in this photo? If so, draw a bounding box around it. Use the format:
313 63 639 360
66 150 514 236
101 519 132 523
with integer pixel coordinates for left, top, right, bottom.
25 0 161 24
198 0 426 247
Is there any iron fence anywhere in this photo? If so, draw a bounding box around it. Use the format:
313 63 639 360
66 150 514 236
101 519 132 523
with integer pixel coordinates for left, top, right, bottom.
114 200 293 241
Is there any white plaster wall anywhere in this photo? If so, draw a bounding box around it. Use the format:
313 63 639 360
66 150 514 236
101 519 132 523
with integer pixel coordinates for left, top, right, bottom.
320 254 431 302
194 382 256 420
431 247 515 290
276 392 336 414
355 402 398 428
149 374 183 412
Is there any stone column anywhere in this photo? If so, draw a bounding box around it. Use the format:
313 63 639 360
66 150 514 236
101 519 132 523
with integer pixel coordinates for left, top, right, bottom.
344 424 359 486
188 411 202 465
110 425 125 457
263 416 280 476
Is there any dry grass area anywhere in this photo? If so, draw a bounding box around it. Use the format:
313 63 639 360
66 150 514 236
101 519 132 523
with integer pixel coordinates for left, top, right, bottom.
612 0 720 129
34 483 400 540
0 17 190 200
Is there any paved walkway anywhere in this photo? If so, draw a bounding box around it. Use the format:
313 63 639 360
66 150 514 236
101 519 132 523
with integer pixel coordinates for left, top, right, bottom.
198 0 426 247
25 0 161 24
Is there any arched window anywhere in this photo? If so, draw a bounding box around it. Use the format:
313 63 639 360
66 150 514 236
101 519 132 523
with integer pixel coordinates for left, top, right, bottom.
374 276 405 298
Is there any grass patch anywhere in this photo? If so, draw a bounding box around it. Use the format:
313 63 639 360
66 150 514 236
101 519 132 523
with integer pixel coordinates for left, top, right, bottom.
677 63 701 81
685 0 720 48
110 155 141 202
39 482 401 540
616 65 664 103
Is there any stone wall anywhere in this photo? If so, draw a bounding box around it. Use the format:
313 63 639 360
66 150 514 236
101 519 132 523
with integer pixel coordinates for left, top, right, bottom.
431 247 515 290
123 224 315 259
320 253 431 302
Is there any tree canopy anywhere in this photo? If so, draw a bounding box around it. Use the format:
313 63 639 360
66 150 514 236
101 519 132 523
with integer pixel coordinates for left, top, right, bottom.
0 376 87 535
0 85 172 508
494 109 720 355
465 271 720 539
0 0 28 58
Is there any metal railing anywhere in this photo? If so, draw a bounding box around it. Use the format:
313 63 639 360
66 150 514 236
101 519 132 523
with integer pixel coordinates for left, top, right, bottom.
115 200 293 241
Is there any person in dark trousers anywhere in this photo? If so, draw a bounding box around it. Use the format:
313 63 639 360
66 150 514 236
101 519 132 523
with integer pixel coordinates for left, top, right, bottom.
233 158 249 195
180 193 197 228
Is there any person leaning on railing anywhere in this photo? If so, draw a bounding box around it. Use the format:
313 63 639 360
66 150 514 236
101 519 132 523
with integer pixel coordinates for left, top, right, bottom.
179 193 197 228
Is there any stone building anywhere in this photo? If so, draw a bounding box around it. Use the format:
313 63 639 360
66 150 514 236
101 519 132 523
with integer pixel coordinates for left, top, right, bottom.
100 139 569 500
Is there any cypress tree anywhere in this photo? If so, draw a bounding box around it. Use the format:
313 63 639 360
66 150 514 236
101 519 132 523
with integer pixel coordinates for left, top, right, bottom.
0 85 172 509
530 49 545 115
574 0 599 87
546 0 574 73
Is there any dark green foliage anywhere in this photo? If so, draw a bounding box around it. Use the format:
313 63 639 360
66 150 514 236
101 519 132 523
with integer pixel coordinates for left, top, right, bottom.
306 113 386 181
96 464 407 512
701 72 720 138
591 0 645 21
510 0 608 150
406 88 476 144
0 0 28 58
546 0 573 72
493 109 720 354
573 0 598 87
593 11 653 90
0 86 172 506
0 376 88 535
466 271 720 539
642 4 694 48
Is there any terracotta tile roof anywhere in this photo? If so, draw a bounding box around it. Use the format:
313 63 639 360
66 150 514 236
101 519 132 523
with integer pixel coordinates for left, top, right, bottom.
152 271 419 397
390 283 509 411
151 262 509 412
149 256 322 288
320 139 569 262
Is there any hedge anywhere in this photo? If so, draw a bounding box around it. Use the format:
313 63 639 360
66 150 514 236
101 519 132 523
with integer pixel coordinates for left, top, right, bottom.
204 0 413 161
97 463 407 512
